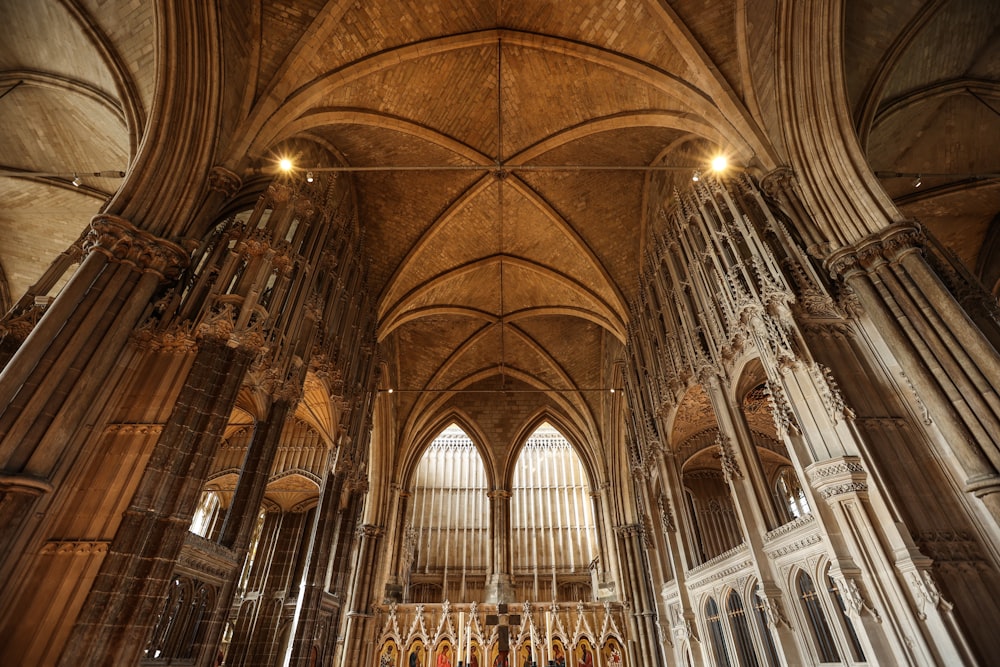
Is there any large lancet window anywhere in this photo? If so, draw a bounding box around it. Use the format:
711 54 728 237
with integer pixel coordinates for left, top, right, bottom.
827 572 866 662
705 597 732 667
797 570 840 663
406 424 489 602
726 591 761 667
511 423 598 602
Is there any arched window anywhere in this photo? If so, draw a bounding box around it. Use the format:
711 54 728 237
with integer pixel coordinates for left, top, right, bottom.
190 490 221 538
511 422 598 602
827 574 866 662
797 571 840 662
726 591 761 667
752 589 781 667
407 424 488 601
705 597 732 667
774 467 809 522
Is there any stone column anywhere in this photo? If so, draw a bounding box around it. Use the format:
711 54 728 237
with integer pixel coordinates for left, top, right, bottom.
290 466 347 667
827 224 1000 519
0 217 188 571
702 372 808 665
651 448 706 667
326 483 366 666
220 397 296 551
338 523 383 667
384 485 410 602
57 332 256 666
613 523 662 667
486 488 515 603
227 510 311 667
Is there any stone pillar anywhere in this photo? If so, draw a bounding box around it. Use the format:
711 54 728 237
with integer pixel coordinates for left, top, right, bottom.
220 398 296 551
486 488 515 603
651 449 706 667
826 224 1000 519
613 523 661 667
326 484 366 666
384 486 410 602
57 333 255 666
0 233 85 366
702 372 809 666
284 464 346 667
0 217 187 571
226 510 311 667
338 523 383 667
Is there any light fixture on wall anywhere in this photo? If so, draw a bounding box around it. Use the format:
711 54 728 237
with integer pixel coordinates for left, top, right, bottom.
913 174 922 188
72 174 82 187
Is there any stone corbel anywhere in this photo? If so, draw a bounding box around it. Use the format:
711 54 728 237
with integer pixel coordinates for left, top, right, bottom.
806 456 868 502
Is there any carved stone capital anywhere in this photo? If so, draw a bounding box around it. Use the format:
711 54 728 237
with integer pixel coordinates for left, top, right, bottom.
824 223 924 282
208 165 243 199
85 215 189 282
807 456 868 501
759 166 796 201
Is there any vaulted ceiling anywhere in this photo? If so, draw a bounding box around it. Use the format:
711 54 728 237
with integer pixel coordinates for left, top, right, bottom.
1 0 998 453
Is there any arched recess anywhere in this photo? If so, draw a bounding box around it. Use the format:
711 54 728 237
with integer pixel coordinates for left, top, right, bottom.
399 363 600 462
670 384 743 564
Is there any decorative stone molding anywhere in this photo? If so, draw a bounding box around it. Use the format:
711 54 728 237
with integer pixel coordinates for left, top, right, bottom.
716 434 743 483
898 371 933 425
0 303 47 343
40 540 110 555
807 456 868 500
104 423 166 436
85 214 189 282
755 585 791 628
908 569 953 620
913 530 984 564
0 474 54 496
179 533 240 581
357 523 384 539
765 381 799 436
765 534 823 559
131 321 198 353
763 512 816 542
834 574 880 622
658 494 675 533
809 459 865 479
811 363 855 422
688 544 749 577
759 166 796 202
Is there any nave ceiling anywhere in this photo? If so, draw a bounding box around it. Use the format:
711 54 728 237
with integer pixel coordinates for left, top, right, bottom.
1 0 998 472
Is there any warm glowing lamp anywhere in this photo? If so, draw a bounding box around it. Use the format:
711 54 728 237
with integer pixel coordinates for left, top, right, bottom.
710 155 728 172
279 158 293 172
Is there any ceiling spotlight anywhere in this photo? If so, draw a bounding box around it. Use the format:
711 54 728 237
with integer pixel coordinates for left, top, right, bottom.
278 158 293 172
306 171 314 183
710 155 728 172
692 171 700 182
913 175 922 188
72 174 82 187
